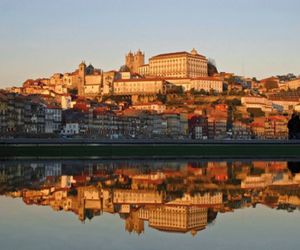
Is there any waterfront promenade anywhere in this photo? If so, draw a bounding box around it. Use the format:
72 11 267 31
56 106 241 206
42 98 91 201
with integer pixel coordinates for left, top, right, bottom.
1 138 300 159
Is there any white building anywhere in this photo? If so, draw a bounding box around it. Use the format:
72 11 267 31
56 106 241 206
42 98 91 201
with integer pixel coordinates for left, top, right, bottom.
131 103 166 114
45 106 62 133
241 96 273 112
61 123 80 135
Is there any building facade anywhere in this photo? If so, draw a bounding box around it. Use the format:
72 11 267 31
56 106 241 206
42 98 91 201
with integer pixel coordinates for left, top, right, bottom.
149 206 207 234
166 77 223 93
139 49 208 78
113 79 166 95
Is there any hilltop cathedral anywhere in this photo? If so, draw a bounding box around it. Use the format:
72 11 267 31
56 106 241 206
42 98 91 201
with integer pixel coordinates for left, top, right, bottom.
76 61 116 97
125 48 208 78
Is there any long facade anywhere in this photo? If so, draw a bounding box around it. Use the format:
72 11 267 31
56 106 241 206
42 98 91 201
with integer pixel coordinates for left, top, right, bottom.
113 78 166 95
139 49 208 78
166 77 223 93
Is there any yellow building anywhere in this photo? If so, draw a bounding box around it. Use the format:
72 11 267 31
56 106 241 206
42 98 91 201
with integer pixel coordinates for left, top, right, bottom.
149 205 207 234
286 78 300 90
76 62 113 97
50 73 64 86
139 49 208 78
113 189 163 204
166 77 223 93
166 192 223 206
131 102 166 114
102 71 118 95
113 78 166 95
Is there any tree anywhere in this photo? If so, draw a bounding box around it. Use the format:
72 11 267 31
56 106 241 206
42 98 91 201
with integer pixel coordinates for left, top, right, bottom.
226 98 241 106
247 108 265 117
156 93 166 103
209 88 215 96
207 58 218 76
69 88 78 96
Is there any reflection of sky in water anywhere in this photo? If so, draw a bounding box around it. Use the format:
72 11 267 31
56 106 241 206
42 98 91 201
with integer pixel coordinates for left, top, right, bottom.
1 196 299 250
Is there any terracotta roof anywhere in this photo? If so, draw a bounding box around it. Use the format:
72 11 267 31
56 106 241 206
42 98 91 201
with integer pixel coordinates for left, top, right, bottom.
270 97 300 102
0 92 8 101
260 76 279 82
251 122 264 128
267 116 287 121
121 109 146 116
132 102 164 106
163 110 180 115
47 105 61 109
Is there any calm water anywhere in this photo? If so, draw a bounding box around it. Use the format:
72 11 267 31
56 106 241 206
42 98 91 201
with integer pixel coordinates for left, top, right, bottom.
1 160 300 250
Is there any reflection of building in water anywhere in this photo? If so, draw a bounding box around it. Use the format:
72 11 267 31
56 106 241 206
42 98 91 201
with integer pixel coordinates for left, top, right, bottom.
2 160 300 236
23 188 53 205
77 186 102 221
148 206 207 235
241 174 273 189
50 186 114 222
113 189 163 204
119 204 131 213
138 207 150 220
253 161 287 172
81 186 101 209
278 194 300 206
267 185 300 207
102 189 114 213
0 163 32 190
131 172 166 190
125 210 144 235
272 173 293 185
294 174 300 184
45 162 62 177
207 162 228 181
61 175 75 188
166 192 223 206
59 186 103 221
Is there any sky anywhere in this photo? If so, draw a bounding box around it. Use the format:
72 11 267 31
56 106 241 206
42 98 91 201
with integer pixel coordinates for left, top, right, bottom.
0 0 299 88
1 196 300 250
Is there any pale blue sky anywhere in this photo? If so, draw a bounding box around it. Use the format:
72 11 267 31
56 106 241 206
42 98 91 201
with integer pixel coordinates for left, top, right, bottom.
0 0 299 87
1 196 300 250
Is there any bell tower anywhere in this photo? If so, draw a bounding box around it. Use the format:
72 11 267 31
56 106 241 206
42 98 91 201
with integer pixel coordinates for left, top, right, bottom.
125 51 134 72
133 49 145 73
78 61 86 96
125 50 145 73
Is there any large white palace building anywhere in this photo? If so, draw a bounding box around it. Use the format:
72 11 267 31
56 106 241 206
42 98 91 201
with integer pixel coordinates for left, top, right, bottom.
137 49 208 78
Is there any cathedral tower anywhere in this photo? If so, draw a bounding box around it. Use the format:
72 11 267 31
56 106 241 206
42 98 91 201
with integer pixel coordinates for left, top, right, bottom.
125 50 145 73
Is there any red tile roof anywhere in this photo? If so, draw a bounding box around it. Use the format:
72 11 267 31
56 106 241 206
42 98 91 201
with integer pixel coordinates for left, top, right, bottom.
251 122 264 128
